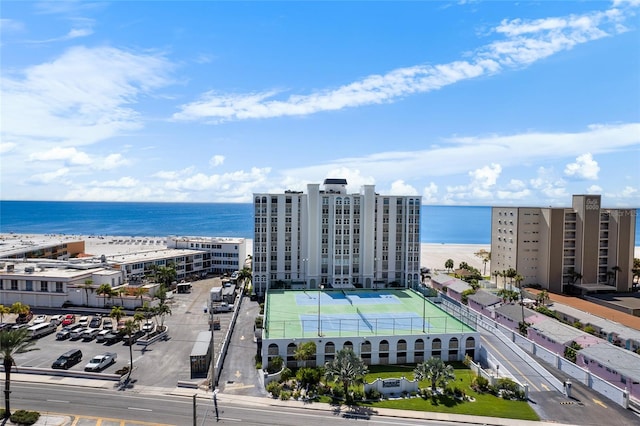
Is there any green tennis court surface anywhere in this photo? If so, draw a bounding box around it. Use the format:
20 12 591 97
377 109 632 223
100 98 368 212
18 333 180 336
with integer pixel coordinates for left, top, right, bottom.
265 289 474 339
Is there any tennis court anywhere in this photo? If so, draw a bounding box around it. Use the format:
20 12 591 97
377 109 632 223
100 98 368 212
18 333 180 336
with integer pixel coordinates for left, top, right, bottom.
265 288 474 339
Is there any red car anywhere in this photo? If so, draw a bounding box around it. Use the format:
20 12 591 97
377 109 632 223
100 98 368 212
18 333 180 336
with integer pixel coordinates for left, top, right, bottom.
61 314 76 326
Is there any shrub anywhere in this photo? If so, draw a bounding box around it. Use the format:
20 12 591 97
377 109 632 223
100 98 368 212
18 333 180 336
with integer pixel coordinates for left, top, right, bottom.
351 388 365 401
419 387 433 399
10 410 41 425
280 390 292 400
254 316 264 329
280 367 293 382
266 381 282 398
365 388 382 400
296 367 322 389
332 385 345 399
267 356 283 373
259 303 265 315
471 375 490 392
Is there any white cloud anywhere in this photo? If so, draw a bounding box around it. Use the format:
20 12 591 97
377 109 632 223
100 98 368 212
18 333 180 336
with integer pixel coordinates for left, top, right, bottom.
389 180 419 196
174 4 631 122
587 184 603 193
1 46 174 149
28 168 70 184
564 153 600 180
422 182 439 203
469 163 502 188
618 186 638 198
530 166 568 199
153 166 197 180
209 155 225 167
0 142 17 154
29 147 92 165
98 153 131 170
95 177 139 188
0 19 25 33
507 179 526 190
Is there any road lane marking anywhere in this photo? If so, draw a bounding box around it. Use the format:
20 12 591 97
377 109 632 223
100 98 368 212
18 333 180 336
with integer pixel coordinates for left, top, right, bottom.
47 399 70 403
481 336 541 392
593 398 607 408
541 383 550 391
128 407 152 411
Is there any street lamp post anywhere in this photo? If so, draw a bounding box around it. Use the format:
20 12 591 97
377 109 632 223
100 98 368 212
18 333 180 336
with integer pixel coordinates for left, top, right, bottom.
318 284 324 336
303 258 308 287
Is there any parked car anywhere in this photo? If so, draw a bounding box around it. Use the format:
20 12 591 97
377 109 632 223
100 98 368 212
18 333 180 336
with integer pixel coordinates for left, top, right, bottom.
102 319 113 330
61 314 76 326
11 323 30 331
89 316 102 329
49 315 64 326
51 349 82 370
0 323 14 332
78 316 90 327
70 328 87 340
141 321 155 333
32 315 47 325
56 328 72 340
82 328 100 341
95 329 111 343
212 302 234 313
103 331 123 344
84 352 117 372
16 311 34 324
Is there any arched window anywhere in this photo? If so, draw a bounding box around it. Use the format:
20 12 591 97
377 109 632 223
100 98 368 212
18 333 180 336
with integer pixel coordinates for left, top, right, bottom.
379 340 389 364
287 343 297 368
361 340 372 365
465 336 476 359
448 337 459 361
324 342 335 362
343 341 353 351
414 338 424 363
397 339 407 363
431 338 442 359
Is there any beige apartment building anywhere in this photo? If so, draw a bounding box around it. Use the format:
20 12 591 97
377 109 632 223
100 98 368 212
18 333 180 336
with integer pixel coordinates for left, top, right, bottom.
491 194 636 294
253 178 422 295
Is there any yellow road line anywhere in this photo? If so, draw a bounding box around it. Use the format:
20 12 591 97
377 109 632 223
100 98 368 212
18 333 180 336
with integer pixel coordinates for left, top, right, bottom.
593 398 608 408
482 337 541 392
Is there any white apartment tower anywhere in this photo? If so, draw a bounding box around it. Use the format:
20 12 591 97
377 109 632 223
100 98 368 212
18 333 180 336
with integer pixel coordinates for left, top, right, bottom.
253 179 421 295
491 194 636 294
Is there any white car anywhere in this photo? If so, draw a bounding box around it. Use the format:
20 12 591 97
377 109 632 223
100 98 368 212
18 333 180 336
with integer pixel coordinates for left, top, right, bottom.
81 328 100 341
84 352 117 372
141 321 155 333
78 316 90 327
49 315 64 326
32 315 47 325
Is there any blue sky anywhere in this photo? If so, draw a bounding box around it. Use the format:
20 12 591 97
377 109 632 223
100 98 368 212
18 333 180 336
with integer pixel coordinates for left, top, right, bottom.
1 1 639 207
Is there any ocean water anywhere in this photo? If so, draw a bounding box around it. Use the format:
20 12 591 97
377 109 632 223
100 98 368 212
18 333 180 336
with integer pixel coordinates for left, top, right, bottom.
0 201 637 245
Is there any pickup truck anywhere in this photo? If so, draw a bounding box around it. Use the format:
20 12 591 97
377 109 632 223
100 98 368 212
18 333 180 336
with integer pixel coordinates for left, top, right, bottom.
212 303 234 314
84 352 117 372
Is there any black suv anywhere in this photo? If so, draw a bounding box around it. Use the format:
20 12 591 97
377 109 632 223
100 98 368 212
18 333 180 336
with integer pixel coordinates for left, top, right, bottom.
51 349 82 370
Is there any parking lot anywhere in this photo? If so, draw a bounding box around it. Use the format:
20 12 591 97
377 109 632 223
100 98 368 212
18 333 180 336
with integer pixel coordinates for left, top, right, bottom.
11 277 234 389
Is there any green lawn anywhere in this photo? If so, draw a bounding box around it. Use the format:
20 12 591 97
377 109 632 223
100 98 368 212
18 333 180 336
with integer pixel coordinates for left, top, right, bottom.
357 364 539 421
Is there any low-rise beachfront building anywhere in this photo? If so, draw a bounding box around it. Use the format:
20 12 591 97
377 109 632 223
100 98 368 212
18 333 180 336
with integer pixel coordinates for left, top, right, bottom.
262 288 479 369
576 343 640 400
0 259 124 308
494 303 547 332
166 236 249 276
104 248 208 283
467 291 502 318
490 194 636 293
527 319 601 355
429 274 456 292
445 280 472 303
0 234 85 260
551 303 640 352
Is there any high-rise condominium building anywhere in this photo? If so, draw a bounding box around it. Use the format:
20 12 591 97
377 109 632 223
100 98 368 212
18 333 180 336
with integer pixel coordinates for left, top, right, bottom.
491 194 636 294
253 179 422 295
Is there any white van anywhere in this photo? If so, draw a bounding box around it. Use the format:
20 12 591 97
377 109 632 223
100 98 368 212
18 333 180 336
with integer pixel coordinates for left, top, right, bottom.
27 322 57 339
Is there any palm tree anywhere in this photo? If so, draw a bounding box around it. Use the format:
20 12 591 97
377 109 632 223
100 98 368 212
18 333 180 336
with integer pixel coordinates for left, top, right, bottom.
133 287 148 308
121 319 140 382
324 348 368 398
294 341 317 368
97 284 113 308
154 303 172 331
9 302 29 316
474 249 491 276
444 259 454 272
0 328 39 417
492 270 500 285
0 305 10 323
136 303 153 337
109 306 125 326
155 264 177 287
413 357 455 393
536 290 549 306
79 279 94 306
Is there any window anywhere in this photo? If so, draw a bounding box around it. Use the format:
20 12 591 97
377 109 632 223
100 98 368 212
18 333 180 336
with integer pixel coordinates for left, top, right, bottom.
40 282 48 292
56 282 64 293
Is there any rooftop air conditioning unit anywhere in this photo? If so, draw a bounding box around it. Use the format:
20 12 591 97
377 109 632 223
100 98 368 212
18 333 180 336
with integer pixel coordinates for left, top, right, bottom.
0 262 5 269
25 266 35 273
